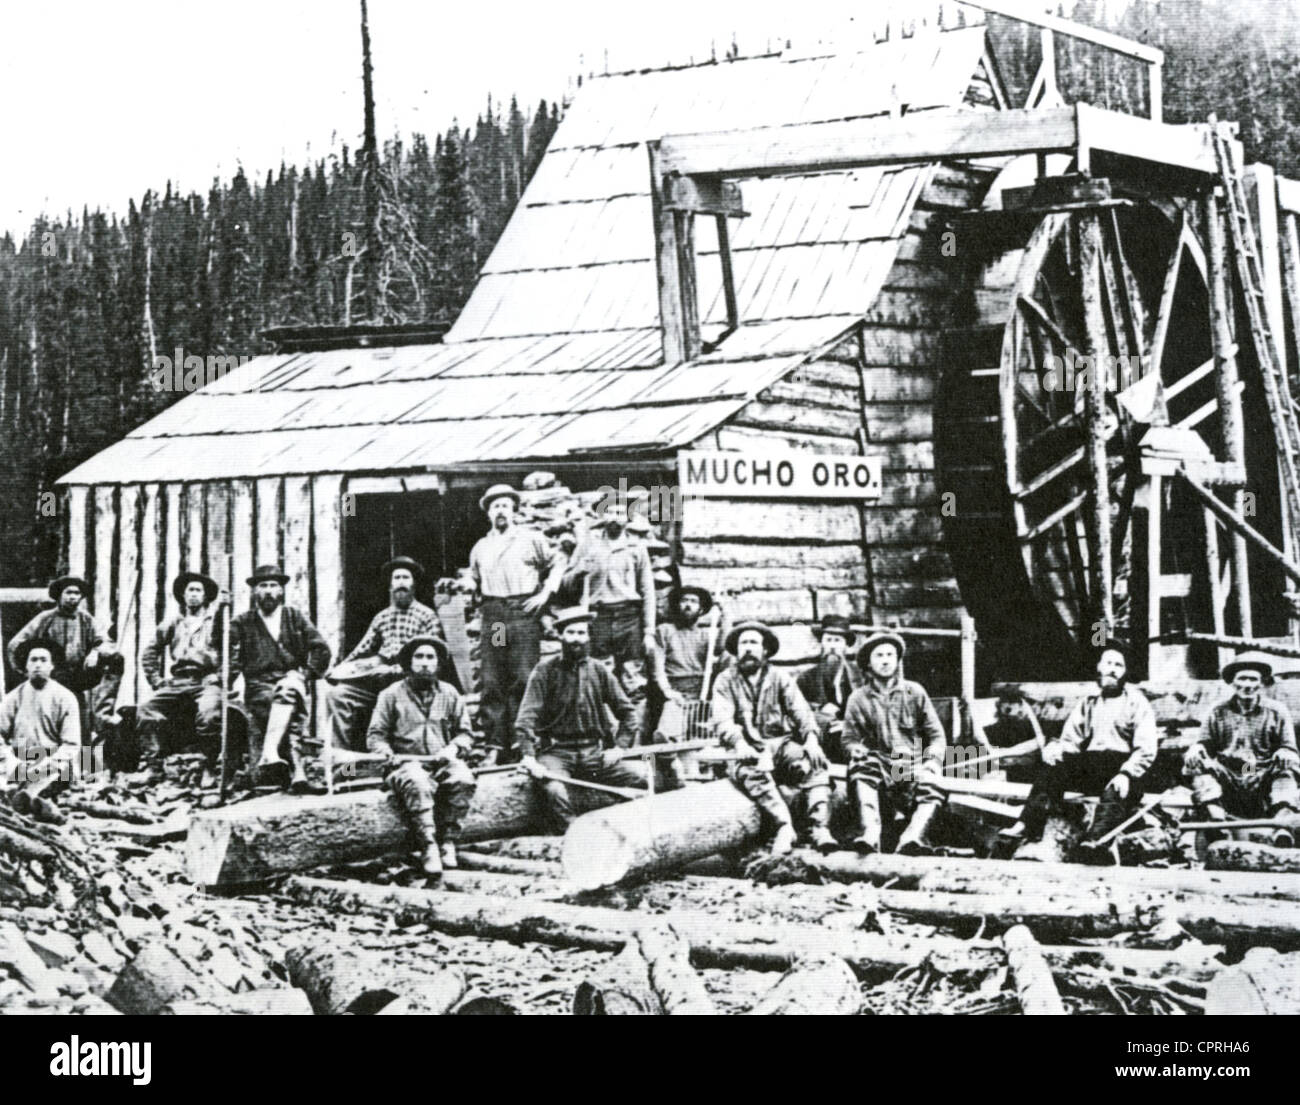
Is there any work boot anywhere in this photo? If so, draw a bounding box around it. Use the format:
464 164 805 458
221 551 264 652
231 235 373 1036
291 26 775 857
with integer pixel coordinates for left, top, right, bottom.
254 702 296 787
415 813 442 880
804 785 837 853
851 781 882 854
439 841 459 869
124 731 166 788
770 822 798 856
896 803 939 856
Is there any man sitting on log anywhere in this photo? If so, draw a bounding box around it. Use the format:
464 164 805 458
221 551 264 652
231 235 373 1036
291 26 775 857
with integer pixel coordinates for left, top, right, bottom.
841 631 946 856
0 640 81 807
367 636 477 880
234 565 332 791
327 557 449 753
999 640 1157 856
1184 651 1300 829
970 685 1045 784
515 607 647 830
128 571 238 786
711 620 832 856
797 614 862 752
7 576 120 742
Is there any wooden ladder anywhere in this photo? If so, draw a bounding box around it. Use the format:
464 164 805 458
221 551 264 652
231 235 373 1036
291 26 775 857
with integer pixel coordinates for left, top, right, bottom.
1212 121 1300 547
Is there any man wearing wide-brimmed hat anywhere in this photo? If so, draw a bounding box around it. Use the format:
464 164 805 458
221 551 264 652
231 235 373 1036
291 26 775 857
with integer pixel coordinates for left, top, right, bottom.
1000 640 1157 854
562 507 656 669
1184 650 1300 827
514 607 647 829
470 484 564 762
0 639 81 798
651 585 728 704
230 565 332 791
797 614 863 751
7 575 119 741
129 570 242 785
327 556 451 753
367 636 477 879
841 631 947 855
711 620 830 854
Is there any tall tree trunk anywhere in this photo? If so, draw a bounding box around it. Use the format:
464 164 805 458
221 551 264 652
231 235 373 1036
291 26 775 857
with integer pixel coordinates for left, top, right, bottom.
360 0 381 322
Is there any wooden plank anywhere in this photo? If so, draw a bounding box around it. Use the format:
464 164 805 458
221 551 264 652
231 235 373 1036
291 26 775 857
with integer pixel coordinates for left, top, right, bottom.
65 486 88 580
1075 103 1215 176
858 327 945 367
761 380 859 412
860 367 938 404
137 485 162 696
677 211 700 361
205 483 232 594
861 507 944 545
684 564 870 596
709 425 862 456
681 499 862 544
115 486 141 708
731 400 865 439
681 541 866 571
1080 212 1113 630
183 484 205 573
162 483 182 617
1181 471 1300 585
664 176 744 217
312 475 346 753
873 580 963 608
1245 164 1287 368
658 108 1080 178
231 480 256 616
92 486 117 632
1279 176 1300 216
255 477 282 568
722 588 819 626
282 477 313 614
870 545 954 580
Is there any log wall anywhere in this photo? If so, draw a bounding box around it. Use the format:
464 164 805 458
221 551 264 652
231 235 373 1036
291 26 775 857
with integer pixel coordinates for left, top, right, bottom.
62 477 347 734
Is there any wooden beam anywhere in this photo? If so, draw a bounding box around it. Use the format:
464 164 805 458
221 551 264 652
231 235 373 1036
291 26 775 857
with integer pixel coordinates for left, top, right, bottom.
1080 213 1114 632
958 0 1164 65
1075 104 1216 177
664 176 746 217
1180 470 1300 585
1278 175 1300 216
657 108 1080 178
65 486 88 580
648 141 687 366
1205 189 1253 635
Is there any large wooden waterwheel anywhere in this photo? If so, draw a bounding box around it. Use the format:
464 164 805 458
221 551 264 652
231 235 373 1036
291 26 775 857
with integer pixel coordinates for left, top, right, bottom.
937 184 1286 681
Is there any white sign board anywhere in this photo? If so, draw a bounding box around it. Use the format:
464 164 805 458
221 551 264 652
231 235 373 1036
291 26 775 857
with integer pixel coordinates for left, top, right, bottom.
677 450 882 500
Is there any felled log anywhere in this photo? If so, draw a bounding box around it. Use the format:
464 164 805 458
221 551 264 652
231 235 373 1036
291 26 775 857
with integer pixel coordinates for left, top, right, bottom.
64 799 158 825
562 781 762 889
761 850 1300 902
456 851 560 877
107 938 225 1014
282 876 1222 984
187 769 545 888
1206 839 1300 873
635 924 716 1015
285 942 402 1015
375 970 469 1015
874 886 1300 949
574 944 663 1015
161 988 314 1015
745 954 860 1015
1003 925 1066 1015
1205 948 1300 1015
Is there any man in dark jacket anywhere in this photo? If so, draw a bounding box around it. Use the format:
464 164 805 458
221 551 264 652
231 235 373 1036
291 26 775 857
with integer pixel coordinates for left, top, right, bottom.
515 607 647 829
232 565 331 791
797 613 862 756
367 636 477 879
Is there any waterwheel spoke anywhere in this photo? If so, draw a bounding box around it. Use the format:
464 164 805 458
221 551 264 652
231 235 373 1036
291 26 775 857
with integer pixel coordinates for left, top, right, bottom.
1017 294 1085 363
1105 208 1149 360
1016 445 1084 499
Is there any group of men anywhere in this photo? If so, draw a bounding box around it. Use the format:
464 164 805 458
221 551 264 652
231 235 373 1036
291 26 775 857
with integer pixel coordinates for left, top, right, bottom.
6 480 1300 874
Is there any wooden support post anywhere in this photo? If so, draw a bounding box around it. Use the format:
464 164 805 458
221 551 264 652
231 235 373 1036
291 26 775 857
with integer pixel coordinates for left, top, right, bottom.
716 215 739 334
648 142 686 366
959 611 977 706
1280 210 1300 638
1205 189 1253 636
1079 213 1114 634
1149 61 1163 124
66 486 88 579
677 210 700 361
1203 507 1230 671
1039 28 1057 104
1180 470 1300 585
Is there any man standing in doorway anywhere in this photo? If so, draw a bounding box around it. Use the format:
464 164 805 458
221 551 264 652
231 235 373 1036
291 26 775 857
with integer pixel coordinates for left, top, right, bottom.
327 557 448 752
469 485 563 763
233 565 332 791
563 512 656 668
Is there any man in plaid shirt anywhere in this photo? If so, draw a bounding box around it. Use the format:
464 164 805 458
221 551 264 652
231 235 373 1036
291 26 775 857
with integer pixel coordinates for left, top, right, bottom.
326 557 451 752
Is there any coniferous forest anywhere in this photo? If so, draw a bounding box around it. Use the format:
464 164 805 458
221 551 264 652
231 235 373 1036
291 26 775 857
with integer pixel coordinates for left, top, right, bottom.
2 0 1300 583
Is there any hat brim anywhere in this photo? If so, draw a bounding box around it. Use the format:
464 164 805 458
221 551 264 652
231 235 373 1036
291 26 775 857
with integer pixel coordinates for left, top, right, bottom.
382 558 425 582
1223 660 1274 683
725 623 779 657
47 577 89 602
812 625 856 646
14 638 66 667
670 586 714 615
479 491 520 512
398 636 452 672
172 572 219 605
858 633 906 668
246 573 290 586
